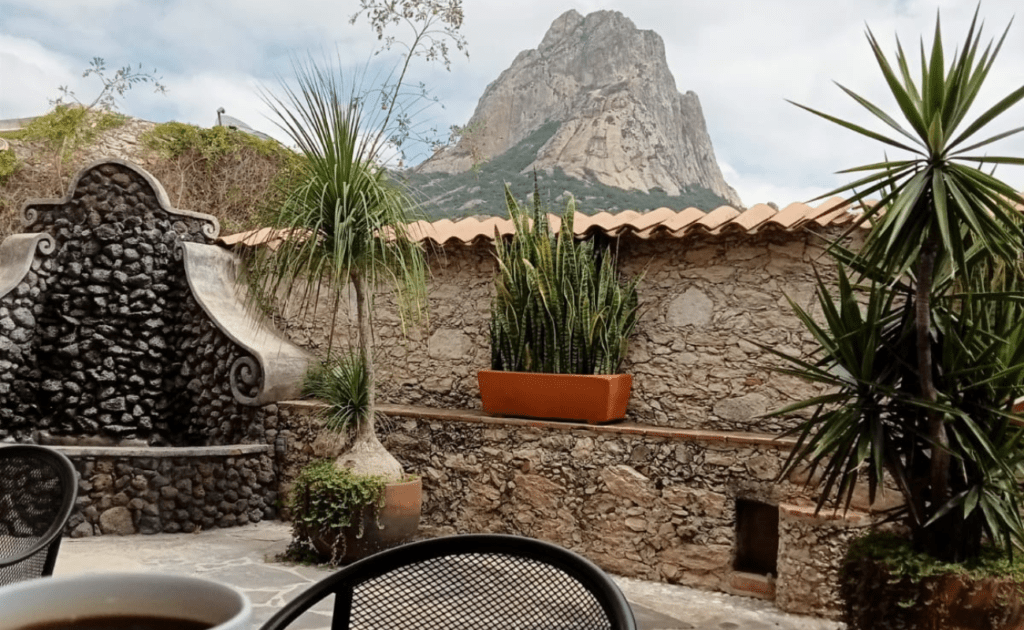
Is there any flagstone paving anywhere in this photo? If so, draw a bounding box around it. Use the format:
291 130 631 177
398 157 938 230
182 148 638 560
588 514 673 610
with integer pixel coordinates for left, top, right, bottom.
54 521 844 630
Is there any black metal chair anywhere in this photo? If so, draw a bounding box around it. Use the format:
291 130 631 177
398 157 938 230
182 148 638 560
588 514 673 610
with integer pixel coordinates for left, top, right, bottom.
0 444 79 586
261 534 638 630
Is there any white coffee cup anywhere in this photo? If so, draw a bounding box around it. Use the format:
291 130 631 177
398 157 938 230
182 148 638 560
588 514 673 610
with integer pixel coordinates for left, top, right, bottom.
0 572 251 630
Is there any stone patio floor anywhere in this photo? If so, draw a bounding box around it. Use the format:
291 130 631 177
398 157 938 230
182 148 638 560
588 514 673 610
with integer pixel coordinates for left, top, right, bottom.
54 520 845 630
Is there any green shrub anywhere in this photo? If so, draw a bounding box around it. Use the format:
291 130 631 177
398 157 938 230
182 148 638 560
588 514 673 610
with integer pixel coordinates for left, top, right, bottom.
8 105 126 161
141 122 290 163
139 121 303 234
844 531 1024 584
0 149 18 184
287 459 387 563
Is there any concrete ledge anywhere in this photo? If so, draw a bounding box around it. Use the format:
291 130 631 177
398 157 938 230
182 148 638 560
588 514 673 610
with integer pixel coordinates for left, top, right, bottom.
779 502 873 527
727 571 777 600
374 403 798 450
52 444 271 458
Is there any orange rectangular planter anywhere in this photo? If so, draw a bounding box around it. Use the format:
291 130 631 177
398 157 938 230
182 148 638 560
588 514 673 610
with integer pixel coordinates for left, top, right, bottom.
477 370 632 424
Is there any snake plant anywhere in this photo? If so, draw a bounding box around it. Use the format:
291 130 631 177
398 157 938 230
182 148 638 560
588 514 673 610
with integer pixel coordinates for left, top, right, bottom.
489 183 642 375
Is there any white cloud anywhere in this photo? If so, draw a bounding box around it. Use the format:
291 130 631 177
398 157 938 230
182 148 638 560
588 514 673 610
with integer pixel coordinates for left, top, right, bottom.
2 0 1023 204
0 34 79 119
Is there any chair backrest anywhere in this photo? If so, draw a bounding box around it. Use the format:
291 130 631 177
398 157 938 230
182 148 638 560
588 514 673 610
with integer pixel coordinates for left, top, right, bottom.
261 534 638 630
0 444 79 586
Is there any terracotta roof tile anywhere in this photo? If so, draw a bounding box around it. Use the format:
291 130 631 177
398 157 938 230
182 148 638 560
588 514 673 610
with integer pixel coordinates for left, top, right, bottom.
217 227 310 251
225 192 1024 249
810 197 853 226
728 204 777 233
658 207 707 238
694 205 741 234
764 201 813 231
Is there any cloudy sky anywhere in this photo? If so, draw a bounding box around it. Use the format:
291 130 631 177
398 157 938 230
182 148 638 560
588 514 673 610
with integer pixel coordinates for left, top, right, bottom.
2 0 1023 208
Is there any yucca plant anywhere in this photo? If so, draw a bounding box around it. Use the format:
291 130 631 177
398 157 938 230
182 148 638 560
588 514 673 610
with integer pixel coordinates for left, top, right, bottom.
490 182 642 375
771 8 1024 563
252 55 428 482
302 349 372 434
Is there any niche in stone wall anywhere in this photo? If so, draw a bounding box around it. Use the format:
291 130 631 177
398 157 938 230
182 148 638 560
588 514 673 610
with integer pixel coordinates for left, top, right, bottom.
733 498 779 576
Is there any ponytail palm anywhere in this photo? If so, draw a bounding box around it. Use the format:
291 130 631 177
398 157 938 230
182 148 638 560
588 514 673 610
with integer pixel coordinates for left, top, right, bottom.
255 56 427 481
774 10 1024 562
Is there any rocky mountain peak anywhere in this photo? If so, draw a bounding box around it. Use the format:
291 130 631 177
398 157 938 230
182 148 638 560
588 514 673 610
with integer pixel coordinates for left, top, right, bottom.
418 9 741 207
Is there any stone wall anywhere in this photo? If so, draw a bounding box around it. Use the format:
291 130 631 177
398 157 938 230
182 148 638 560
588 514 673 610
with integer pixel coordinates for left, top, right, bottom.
276 401 870 619
0 249 53 436
272 230 850 434
775 504 869 617
58 445 278 537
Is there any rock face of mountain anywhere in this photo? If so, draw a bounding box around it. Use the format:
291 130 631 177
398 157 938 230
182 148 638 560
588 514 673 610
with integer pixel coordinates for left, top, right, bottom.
418 9 741 206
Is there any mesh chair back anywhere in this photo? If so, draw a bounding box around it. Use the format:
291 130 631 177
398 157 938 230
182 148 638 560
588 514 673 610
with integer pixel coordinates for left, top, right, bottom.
0 445 78 586
261 534 637 630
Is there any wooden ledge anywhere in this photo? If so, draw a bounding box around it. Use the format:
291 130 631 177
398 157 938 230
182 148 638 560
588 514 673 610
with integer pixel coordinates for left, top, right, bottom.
280 401 796 450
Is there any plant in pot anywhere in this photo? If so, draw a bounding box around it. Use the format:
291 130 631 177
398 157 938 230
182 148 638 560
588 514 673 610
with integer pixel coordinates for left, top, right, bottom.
479 183 644 424
251 5 466 561
767 9 1024 629
288 351 420 565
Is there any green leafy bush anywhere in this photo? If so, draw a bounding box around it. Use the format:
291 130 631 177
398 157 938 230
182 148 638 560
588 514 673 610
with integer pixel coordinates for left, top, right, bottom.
141 122 291 163
845 531 1024 583
0 149 18 184
840 531 1024 629
490 182 642 374
7 105 126 161
287 459 387 563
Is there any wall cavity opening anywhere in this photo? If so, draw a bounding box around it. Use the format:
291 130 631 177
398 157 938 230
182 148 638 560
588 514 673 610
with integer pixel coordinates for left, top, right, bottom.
733 498 779 575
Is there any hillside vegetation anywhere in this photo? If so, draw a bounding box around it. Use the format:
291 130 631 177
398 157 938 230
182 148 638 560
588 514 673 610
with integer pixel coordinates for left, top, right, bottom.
0 111 721 242
0 109 298 240
400 120 726 220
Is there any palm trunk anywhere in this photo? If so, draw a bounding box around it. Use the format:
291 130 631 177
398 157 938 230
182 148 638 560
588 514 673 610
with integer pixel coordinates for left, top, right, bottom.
333 270 404 481
353 270 375 443
917 231 953 558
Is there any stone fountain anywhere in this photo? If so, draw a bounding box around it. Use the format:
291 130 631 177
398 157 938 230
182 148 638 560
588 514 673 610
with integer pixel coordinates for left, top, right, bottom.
0 159 311 535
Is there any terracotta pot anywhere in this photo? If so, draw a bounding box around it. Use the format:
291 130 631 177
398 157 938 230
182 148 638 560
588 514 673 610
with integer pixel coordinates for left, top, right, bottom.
477 370 632 424
305 476 422 564
842 555 1024 630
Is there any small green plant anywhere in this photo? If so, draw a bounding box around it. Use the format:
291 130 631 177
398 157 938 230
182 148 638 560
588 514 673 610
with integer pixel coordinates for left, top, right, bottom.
4 105 127 162
490 179 643 374
287 459 387 565
0 149 18 184
845 531 1024 584
53 57 166 112
302 350 371 434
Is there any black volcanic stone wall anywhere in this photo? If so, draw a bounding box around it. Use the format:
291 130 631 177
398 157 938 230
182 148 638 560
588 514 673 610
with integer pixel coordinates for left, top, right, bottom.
171 293 267 445
0 257 52 439
66 449 278 536
0 162 263 446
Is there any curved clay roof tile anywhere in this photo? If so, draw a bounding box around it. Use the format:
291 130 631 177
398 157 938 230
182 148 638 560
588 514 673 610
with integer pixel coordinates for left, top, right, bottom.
727 203 777 233
695 206 742 233
223 192 973 250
